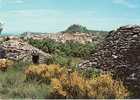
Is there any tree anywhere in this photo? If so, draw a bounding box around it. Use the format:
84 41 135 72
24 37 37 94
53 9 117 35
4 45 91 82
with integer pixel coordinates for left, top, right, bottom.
0 23 3 35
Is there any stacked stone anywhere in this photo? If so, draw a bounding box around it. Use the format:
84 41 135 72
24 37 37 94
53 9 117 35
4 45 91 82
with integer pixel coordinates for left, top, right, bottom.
0 40 52 64
79 25 140 96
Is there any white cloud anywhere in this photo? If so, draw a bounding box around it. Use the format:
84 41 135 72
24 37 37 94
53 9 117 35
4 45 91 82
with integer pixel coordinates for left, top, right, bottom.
14 0 24 4
2 0 24 4
112 0 137 8
6 9 65 20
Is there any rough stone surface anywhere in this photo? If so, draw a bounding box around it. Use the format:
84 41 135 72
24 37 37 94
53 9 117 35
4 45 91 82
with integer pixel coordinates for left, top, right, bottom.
0 39 52 64
79 25 140 96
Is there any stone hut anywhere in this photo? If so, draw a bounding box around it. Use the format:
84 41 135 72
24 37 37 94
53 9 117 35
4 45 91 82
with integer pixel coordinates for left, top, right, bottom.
0 39 52 64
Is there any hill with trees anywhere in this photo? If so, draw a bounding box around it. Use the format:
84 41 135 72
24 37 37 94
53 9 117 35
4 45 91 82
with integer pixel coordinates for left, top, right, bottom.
62 24 108 40
63 24 90 33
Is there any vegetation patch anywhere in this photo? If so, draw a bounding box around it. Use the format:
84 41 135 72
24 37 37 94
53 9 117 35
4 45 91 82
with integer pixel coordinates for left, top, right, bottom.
25 64 129 99
28 39 96 58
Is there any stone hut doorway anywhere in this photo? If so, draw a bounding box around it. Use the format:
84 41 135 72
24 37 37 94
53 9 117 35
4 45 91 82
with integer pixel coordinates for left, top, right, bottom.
31 50 39 64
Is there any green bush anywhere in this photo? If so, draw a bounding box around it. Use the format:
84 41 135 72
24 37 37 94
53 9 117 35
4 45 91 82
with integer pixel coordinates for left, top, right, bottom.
81 68 100 79
52 55 72 67
28 39 96 58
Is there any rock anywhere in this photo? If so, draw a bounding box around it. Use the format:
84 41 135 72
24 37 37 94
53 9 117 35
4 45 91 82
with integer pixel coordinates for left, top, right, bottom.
132 33 138 37
79 25 140 97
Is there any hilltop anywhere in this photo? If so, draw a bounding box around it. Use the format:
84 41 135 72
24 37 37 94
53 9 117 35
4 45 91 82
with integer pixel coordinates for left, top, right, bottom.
62 24 90 33
63 24 108 35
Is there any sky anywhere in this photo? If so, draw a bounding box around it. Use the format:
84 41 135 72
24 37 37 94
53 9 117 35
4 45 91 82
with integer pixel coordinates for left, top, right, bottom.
0 0 140 33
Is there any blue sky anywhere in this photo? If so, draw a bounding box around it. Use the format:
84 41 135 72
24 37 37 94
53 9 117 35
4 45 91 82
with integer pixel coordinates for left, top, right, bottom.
0 0 140 33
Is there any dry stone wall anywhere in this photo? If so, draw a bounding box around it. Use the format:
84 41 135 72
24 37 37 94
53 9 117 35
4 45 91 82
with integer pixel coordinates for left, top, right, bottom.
79 25 140 96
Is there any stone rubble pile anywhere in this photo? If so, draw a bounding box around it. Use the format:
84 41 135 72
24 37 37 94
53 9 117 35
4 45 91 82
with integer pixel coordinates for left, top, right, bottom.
79 25 140 95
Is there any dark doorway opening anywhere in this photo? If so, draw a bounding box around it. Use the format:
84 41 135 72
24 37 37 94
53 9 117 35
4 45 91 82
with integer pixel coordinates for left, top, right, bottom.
32 55 39 64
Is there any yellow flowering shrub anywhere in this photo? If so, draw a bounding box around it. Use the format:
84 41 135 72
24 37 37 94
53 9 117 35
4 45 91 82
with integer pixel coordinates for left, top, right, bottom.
51 78 67 97
51 72 128 99
25 64 65 82
0 59 14 71
87 74 128 99
25 64 129 99
51 71 89 98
